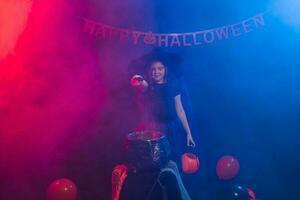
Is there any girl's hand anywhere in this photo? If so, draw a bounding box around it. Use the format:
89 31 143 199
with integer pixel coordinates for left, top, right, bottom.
187 133 196 148
130 75 148 92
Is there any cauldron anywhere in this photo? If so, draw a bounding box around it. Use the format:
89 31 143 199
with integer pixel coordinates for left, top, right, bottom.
125 131 171 171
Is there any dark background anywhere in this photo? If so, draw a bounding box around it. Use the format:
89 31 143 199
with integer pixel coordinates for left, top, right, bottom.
1 0 300 199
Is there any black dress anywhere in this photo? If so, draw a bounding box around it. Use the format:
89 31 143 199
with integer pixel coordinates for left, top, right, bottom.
135 81 185 164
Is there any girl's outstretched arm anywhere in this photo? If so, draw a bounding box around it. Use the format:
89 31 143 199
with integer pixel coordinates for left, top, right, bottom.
130 75 148 92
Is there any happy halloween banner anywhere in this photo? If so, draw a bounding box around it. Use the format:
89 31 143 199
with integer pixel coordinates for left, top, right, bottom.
83 13 265 47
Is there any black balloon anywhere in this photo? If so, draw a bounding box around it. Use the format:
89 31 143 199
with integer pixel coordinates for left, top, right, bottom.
216 185 251 200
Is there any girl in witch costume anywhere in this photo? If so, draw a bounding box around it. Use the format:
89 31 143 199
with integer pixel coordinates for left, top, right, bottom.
129 50 196 165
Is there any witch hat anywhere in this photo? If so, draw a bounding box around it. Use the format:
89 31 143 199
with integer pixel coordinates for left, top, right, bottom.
128 48 184 81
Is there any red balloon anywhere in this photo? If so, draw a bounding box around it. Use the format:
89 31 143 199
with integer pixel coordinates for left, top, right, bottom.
246 188 256 200
181 153 200 174
216 155 240 180
46 178 77 200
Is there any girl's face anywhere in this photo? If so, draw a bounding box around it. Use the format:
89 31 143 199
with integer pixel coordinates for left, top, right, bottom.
150 61 166 84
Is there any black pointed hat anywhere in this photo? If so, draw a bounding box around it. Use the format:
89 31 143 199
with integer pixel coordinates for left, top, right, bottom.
128 48 183 80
